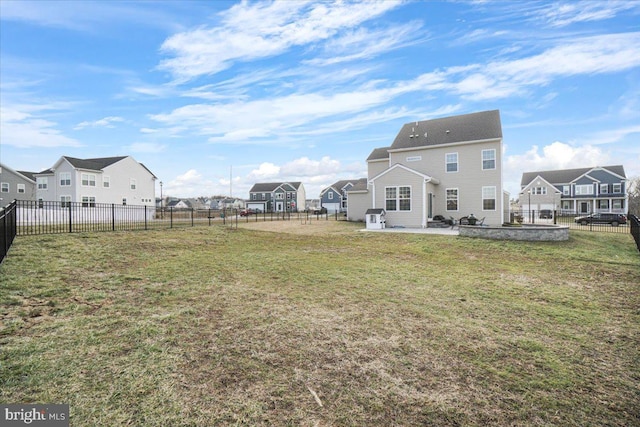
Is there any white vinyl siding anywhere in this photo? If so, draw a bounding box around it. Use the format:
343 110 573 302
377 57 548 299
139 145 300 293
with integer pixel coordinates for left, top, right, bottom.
60 172 71 186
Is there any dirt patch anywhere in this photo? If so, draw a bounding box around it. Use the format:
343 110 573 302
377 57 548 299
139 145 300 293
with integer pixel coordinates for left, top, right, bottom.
236 218 362 235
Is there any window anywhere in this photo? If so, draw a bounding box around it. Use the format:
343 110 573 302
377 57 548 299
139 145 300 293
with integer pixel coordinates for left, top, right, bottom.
122 198 127 205
1 182 8 193
17 184 25 194
563 186 570 196
613 183 622 193
130 179 136 190
482 186 496 210
276 193 283 199
446 189 459 211
251 194 256 200
600 184 608 194
385 186 411 211
385 187 396 211
60 195 71 208
81 173 96 187
532 187 547 195
597 200 609 210
575 184 594 195
613 200 623 209
287 193 292 199
369 214 377 223
59 172 71 186
103 176 110 188
328 192 334 200
262 193 266 200
482 149 496 170
446 153 458 173
81 196 95 207
37 177 48 190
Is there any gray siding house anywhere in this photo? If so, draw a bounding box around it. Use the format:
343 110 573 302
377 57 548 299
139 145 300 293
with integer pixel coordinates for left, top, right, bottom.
349 110 505 228
247 182 306 212
319 178 366 213
520 165 627 215
0 163 37 208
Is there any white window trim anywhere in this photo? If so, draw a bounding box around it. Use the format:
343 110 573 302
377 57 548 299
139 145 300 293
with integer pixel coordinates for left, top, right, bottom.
81 173 96 187
1 182 8 193
81 195 96 207
613 183 622 193
446 188 459 212
445 152 458 173
384 185 412 212
482 186 497 211
130 179 137 190
59 172 71 187
328 192 334 200
17 183 26 193
575 184 594 195
481 149 496 170
103 176 110 188
37 177 48 190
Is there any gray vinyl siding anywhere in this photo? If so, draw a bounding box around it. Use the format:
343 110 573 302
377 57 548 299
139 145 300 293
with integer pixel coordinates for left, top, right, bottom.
388 139 503 225
0 166 36 208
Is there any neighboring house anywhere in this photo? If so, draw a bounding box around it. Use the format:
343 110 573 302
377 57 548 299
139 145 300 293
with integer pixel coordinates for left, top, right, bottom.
348 110 505 227
0 163 37 208
34 156 156 206
166 200 192 209
319 178 366 213
247 182 306 212
520 165 627 215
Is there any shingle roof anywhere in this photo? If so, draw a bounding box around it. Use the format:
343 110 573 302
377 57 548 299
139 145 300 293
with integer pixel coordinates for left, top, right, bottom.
389 110 502 151
520 165 626 186
17 171 37 181
347 178 368 192
249 182 302 192
366 147 391 161
63 156 128 171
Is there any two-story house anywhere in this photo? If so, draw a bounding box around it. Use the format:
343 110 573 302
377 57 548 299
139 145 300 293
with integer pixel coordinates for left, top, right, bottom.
34 156 156 207
520 165 627 215
348 110 505 227
0 163 37 208
319 178 366 213
247 182 306 212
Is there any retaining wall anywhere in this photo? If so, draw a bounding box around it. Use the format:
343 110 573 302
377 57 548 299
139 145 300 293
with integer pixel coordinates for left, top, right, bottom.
459 224 569 241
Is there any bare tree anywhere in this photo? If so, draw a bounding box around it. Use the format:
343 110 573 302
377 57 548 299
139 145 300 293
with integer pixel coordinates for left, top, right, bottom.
628 176 640 217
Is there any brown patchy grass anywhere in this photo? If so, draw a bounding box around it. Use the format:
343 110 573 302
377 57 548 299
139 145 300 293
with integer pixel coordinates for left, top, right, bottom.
1 221 639 426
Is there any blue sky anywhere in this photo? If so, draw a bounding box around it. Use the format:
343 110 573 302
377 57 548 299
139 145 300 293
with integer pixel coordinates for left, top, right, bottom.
1 0 639 200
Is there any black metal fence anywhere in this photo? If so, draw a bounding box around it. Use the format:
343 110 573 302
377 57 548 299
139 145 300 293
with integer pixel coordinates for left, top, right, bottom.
630 215 640 252
1 201 18 264
507 208 631 234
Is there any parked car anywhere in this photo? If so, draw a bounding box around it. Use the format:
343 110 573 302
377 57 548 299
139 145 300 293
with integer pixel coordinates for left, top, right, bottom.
539 209 553 219
574 213 627 226
312 207 327 214
240 208 256 216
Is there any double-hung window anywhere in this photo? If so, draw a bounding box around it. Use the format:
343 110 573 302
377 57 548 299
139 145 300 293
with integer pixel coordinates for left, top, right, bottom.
103 176 110 188
613 183 622 193
37 177 48 190
81 173 96 187
575 184 593 195
130 179 136 190
482 186 496 210
600 184 608 194
17 184 25 194
482 149 496 170
385 186 411 211
446 188 459 211
1 183 8 193
60 172 71 186
446 153 458 173
60 195 71 208
81 196 96 207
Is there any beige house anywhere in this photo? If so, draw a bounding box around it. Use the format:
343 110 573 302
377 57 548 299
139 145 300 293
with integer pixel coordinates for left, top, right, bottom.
348 110 505 227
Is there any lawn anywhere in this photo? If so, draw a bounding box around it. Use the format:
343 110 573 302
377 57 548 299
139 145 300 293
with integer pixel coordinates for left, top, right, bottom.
1 221 639 426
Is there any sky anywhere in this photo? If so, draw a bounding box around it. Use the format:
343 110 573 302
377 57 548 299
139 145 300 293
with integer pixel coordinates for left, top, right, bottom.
1 0 639 201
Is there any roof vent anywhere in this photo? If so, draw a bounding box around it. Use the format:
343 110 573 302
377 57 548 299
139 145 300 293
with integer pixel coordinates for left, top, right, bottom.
446 130 450 134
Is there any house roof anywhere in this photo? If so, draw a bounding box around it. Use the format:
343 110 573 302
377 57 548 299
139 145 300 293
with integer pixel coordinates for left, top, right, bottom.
346 178 368 192
389 109 502 151
321 178 365 196
520 165 626 186
17 171 38 181
63 156 128 171
249 182 302 192
0 163 37 182
366 147 391 161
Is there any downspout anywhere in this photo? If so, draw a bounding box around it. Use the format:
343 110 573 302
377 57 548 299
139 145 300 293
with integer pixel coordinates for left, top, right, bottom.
422 179 427 228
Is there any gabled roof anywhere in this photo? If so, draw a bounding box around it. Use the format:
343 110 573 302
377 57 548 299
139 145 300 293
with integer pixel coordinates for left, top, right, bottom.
320 178 365 196
63 156 128 171
249 182 302 192
17 171 37 181
370 163 440 184
520 165 626 186
389 110 502 151
367 147 391 161
519 175 562 194
0 162 37 183
347 178 368 192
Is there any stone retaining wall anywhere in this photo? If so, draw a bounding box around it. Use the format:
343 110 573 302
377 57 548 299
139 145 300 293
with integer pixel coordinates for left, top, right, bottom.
459 224 569 241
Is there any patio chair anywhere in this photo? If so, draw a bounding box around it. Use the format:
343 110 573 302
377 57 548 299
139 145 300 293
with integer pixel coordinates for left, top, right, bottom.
449 216 458 229
459 216 469 225
477 217 485 226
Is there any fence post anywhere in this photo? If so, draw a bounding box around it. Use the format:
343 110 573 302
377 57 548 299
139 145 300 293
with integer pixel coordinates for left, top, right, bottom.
68 201 73 233
191 208 194 227
144 205 148 230
112 204 116 231
170 207 174 228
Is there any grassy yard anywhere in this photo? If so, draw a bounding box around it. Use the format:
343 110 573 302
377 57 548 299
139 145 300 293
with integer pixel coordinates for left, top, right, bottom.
1 221 639 426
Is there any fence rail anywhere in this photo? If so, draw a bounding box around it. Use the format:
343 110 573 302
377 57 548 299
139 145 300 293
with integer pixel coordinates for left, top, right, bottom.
630 215 640 252
506 208 632 234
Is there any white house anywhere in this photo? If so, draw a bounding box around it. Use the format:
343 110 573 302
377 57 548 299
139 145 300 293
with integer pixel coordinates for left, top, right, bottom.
34 156 156 206
349 110 505 227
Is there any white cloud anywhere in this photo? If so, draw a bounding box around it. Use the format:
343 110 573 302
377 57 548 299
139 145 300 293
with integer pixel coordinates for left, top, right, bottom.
539 1 639 28
246 163 281 181
0 105 81 148
157 0 402 81
74 116 124 130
